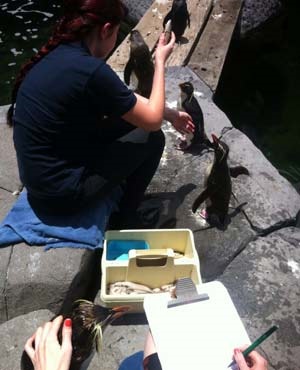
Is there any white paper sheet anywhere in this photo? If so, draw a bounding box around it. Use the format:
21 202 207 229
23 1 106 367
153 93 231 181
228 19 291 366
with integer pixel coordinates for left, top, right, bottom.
144 281 250 370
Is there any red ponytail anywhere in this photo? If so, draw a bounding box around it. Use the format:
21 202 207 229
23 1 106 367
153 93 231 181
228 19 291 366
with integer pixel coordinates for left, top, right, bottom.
7 0 127 126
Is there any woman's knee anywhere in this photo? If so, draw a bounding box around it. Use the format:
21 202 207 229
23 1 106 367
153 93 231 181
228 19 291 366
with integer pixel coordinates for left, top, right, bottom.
149 129 165 152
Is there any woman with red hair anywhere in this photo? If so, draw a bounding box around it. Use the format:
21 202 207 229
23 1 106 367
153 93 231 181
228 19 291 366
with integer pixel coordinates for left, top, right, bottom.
8 0 194 227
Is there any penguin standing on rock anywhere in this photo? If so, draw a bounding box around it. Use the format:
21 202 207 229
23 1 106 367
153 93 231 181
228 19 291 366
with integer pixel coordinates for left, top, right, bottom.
163 0 190 43
21 300 131 370
192 134 249 227
177 81 211 151
124 30 154 98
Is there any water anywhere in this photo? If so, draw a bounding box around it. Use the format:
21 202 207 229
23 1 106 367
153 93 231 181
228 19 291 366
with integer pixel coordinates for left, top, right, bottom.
0 0 299 186
0 0 132 106
0 0 63 105
215 0 300 186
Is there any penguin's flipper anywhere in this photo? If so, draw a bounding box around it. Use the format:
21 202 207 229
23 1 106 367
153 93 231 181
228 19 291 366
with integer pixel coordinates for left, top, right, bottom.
230 166 250 178
187 12 191 27
124 59 133 86
192 188 210 213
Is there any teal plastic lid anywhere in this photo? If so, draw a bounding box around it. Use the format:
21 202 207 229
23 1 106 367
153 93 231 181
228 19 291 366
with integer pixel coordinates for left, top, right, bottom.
106 240 149 260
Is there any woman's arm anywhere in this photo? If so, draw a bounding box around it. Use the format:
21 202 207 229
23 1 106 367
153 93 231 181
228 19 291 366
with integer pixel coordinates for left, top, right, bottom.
131 95 195 135
122 32 175 131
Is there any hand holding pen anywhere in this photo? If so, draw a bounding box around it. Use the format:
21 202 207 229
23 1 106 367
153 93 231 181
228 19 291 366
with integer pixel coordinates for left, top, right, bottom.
229 325 277 369
233 348 268 370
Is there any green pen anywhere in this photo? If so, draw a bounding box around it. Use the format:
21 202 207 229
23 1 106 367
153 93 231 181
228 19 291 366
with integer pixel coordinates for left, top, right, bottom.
227 325 278 368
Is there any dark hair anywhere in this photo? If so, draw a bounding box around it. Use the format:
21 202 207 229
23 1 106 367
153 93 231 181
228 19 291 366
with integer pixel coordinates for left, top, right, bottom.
7 0 128 126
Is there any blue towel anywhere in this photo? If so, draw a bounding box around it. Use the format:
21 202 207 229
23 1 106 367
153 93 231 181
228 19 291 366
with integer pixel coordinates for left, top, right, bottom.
0 188 122 250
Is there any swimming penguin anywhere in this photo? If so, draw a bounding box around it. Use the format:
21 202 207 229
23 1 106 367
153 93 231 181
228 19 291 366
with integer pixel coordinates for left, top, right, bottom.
21 300 130 370
163 0 190 43
124 30 154 98
192 134 249 226
177 81 211 151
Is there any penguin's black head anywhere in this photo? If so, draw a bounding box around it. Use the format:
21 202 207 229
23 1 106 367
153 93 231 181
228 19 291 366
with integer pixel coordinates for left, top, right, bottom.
129 29 145 47
179 81 194 98
211 134 229 162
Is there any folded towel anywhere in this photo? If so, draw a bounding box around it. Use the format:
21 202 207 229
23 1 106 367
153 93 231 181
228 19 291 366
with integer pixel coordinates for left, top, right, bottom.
0 188 122 250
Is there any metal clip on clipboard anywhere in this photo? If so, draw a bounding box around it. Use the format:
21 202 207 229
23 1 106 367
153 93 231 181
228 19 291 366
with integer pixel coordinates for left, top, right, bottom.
168 277 209 308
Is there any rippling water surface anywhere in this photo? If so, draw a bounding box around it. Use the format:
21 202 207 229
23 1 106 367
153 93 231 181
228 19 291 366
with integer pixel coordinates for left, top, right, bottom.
0 0 61 105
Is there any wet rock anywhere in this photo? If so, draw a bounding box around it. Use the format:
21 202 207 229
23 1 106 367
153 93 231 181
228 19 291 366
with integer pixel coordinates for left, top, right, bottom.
122 0 152 24
237 0 283 37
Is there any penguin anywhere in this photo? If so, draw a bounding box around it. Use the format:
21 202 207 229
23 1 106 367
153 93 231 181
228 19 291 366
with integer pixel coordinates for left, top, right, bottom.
21 300 130 370
192 134 249 226
163 0 190 43
124 30 154 98
177 81 211 151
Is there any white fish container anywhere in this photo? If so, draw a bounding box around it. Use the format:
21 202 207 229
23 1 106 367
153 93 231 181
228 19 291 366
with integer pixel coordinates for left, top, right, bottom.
100 229 202 312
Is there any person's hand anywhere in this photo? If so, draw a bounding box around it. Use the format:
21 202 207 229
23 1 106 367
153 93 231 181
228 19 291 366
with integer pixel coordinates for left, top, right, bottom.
154 31 176 65
233 347 268 370
171 110 195 135
25 315 73 370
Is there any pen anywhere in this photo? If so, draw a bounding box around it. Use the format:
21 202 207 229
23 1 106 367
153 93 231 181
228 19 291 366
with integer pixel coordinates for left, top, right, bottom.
227 325 278 368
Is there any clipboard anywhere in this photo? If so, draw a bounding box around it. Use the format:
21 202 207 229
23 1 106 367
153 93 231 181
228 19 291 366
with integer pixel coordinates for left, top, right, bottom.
144 281 250 370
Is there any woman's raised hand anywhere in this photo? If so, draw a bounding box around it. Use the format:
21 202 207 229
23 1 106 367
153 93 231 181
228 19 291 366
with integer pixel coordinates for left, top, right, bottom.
154 31 176 66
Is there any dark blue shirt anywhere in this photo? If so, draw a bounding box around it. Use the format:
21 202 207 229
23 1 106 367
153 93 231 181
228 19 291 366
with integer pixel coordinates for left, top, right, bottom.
13 41 137 200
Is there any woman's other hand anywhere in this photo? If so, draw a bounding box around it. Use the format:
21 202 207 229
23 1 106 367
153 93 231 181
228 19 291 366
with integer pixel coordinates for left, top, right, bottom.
233 348 268 370
154 31 176 66
24 315 73 370
171 110 195 135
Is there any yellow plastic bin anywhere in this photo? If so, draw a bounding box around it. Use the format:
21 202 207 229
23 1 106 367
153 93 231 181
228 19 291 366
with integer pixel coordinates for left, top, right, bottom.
100 229 201 312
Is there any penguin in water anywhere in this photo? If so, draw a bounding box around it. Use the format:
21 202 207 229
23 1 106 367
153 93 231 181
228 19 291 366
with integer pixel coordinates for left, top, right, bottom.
21 300 130 370
124 30 154 98
163 0 190 43
177 81 211 151
192 134 249 227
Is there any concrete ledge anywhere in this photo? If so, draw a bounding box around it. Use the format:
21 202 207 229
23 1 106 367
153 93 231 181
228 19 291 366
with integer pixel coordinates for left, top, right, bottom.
0 109 22 193
3 245 101 323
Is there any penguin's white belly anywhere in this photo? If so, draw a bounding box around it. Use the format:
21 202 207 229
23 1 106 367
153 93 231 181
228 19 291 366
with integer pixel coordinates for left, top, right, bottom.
130 71 139 91
177 96 194 143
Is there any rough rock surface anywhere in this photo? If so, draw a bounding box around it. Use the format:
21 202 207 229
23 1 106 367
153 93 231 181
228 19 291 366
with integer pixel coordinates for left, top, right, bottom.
0 310 53 370
3 245 101 323
238 0 283 37
219 228 300 370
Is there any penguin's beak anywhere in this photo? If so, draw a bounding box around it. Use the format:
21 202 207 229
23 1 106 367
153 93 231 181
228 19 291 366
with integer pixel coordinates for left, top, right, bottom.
100 305 131 329
109 305 131 321
178 82 185 90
